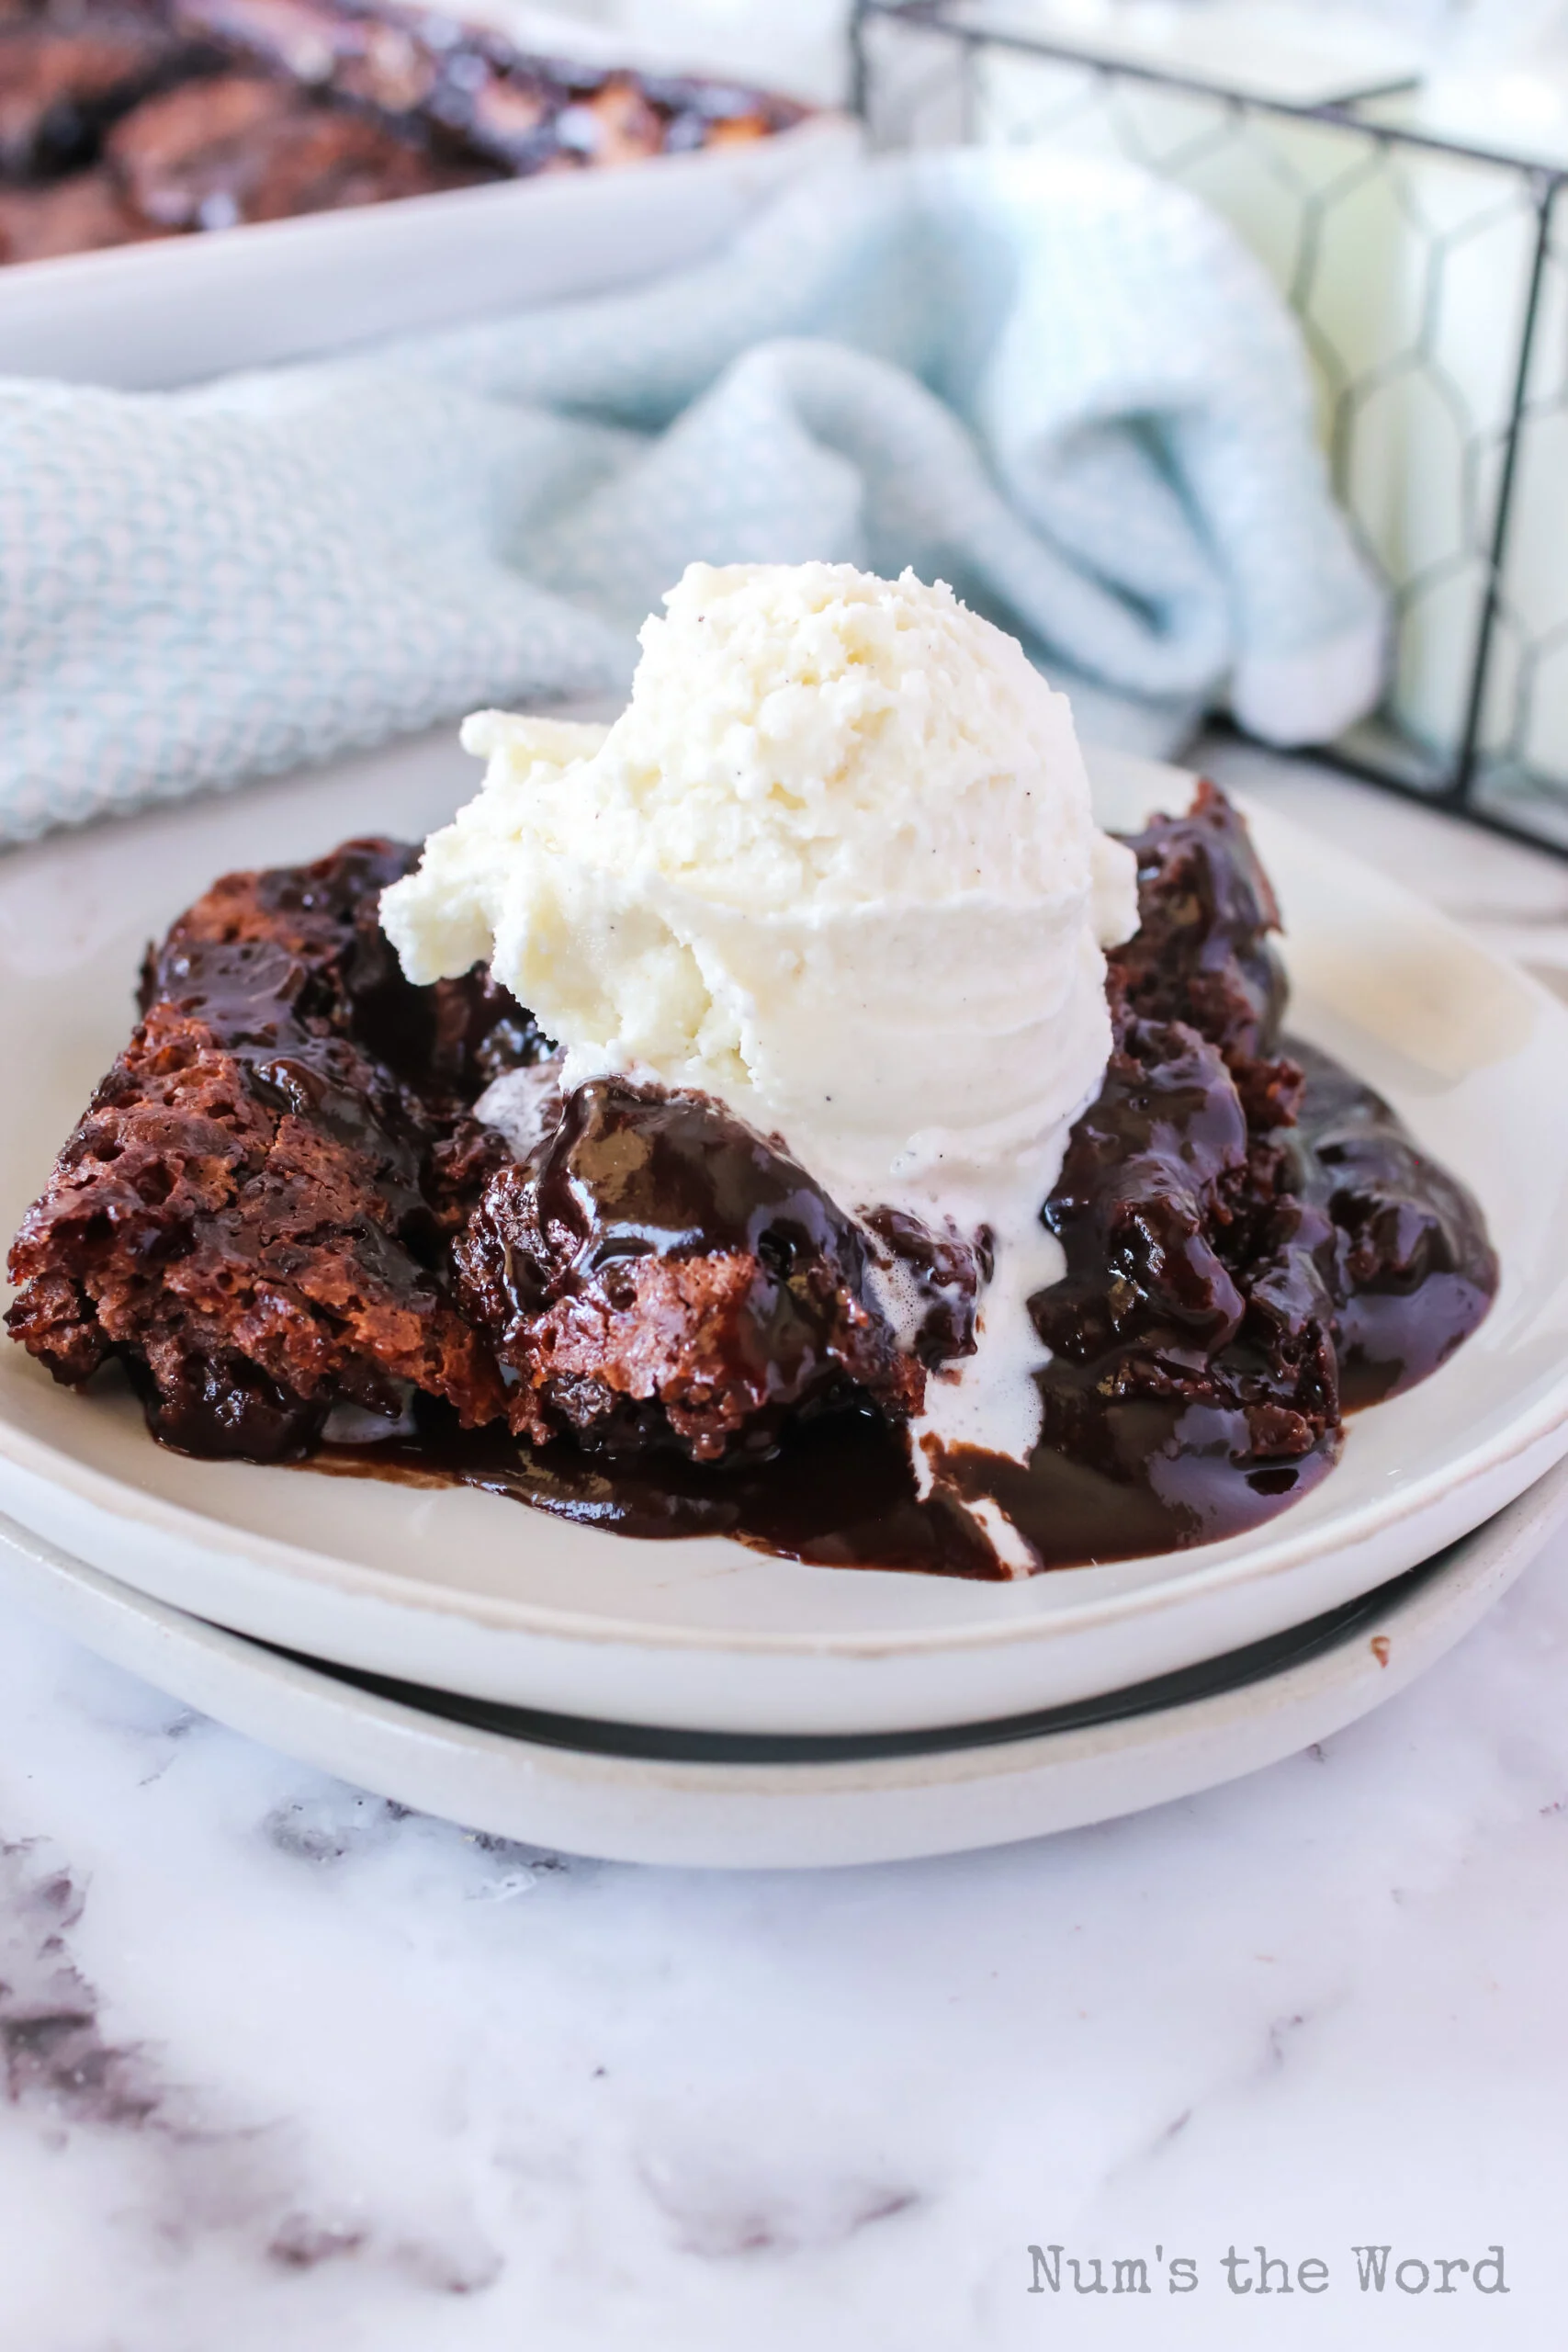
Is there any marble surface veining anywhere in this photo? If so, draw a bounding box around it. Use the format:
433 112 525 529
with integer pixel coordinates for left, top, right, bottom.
1 752 1566 2351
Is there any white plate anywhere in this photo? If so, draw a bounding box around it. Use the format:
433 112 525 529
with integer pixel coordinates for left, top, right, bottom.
0 115 856 391
1 1453 1562 1869
2 733 1567 1735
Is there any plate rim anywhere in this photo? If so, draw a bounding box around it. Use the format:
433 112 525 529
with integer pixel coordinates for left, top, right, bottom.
2 1368 1566 1662
1 1453 1562 1869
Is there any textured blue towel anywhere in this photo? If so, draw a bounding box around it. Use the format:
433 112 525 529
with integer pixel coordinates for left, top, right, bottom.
0 146 1383 843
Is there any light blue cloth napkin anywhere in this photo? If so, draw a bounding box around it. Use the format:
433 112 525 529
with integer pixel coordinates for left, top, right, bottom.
0 146 1384 843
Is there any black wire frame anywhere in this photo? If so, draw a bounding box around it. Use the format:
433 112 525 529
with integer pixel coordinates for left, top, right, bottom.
850 0 1568 860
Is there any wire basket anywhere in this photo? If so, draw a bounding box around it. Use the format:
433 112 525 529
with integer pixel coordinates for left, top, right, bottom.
852 0 1568 856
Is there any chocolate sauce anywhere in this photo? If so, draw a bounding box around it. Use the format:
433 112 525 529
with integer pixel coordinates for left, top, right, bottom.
323 1041 1433 1575
1287 1041 1498 1406
315 1383 1323 1576
451 1076 930 1461
7 838 521 1464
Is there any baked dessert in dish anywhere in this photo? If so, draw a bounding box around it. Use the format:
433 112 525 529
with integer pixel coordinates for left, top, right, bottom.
6 565 1497 1578
0 0 807 264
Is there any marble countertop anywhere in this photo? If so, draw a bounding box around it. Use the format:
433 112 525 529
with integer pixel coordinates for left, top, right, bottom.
3 750 1566 2351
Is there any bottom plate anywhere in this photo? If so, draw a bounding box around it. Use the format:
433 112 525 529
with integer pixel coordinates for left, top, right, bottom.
1 1457 1565 1870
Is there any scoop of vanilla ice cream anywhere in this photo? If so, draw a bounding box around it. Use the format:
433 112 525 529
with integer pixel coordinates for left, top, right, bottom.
383 561 1135 1225
382 562 1137 1528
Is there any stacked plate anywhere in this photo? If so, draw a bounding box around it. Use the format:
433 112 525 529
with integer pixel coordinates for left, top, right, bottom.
3 734 1565 1865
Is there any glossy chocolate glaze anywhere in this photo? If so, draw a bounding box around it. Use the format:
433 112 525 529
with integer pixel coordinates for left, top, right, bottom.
1286 1040 1498 1408
452 1076 924 1460
328 1035 1456 1573
7 840 526 1462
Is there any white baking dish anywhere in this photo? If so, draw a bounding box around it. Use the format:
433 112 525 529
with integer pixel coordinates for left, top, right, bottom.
0 111 856 390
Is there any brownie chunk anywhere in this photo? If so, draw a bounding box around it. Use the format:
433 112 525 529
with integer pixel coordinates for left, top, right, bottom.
0 161 145 253
1290 1040 1498 1405
6 839 518 1459
1025 786 1339 1496
1109 785 1495 1405
106 68 477 227
1033 1013 1341 1495
453 1076 924 1462
0 16 197 175
1111 777 1304 1128
107 69 294 222
141 833 548 1100
1027 781 1497 1513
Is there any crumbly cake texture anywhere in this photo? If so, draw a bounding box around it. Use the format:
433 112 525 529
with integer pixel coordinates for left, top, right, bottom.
6 788 1497 1526
6 838 922 1463
103 70 489 231
0 0 805 266
6 840 525 1457
454 1080 925 1463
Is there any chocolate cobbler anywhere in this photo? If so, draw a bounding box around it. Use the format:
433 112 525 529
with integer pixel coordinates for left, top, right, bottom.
5 785 1498 1577
0 0 807 266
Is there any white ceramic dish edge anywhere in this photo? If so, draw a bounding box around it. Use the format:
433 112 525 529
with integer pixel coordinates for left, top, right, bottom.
0 114 857 390
1 1402 1564 1740
0 1456 1562 1868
